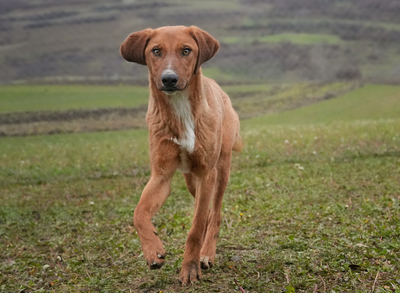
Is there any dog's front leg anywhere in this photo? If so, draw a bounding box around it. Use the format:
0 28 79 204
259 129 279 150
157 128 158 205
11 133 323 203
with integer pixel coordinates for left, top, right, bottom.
134 174 173 269
179 168 217 286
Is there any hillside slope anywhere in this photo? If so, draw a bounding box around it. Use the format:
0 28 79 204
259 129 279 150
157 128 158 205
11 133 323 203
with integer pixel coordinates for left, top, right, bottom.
244 84 400 127
1 0 400 84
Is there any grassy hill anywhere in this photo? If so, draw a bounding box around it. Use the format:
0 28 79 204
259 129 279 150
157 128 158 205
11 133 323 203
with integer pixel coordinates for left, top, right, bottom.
1 0 400 84
0 82 359 136
0 85 149 113
244 84 400 127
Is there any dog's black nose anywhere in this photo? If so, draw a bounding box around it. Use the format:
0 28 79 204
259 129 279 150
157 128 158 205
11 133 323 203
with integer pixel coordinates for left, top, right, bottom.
161 73 178 88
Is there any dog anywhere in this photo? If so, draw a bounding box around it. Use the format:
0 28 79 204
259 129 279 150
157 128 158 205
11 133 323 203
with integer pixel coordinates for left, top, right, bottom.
120 25 243 286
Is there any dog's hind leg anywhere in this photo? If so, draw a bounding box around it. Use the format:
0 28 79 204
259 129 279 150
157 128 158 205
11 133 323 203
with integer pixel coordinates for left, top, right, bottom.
200 150 232 270
184 173 197 198
179 168 217 285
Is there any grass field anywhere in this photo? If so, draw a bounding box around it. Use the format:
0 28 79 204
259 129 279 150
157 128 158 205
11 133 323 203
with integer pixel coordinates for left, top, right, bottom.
0 84 277 114
0 86 149 113
0 82 357 137
1 84 400 292
223 33 342 45
245 84 400 126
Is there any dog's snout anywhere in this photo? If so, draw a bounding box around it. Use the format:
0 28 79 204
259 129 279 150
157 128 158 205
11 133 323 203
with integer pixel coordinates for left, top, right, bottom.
161 72 179 88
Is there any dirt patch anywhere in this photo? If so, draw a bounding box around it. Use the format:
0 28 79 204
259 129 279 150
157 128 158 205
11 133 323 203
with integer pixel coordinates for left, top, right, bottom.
0 106 148 136
0 105 148 125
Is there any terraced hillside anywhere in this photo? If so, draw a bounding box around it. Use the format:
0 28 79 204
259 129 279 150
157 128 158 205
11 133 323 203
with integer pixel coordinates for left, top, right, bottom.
0 82 358 136
1 0 400 84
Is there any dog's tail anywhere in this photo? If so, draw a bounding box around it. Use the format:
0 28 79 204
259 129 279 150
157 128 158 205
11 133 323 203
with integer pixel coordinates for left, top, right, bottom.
232 134 243 153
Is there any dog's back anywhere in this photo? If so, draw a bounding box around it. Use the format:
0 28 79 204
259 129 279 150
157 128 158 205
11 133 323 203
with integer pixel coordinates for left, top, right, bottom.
204 76 243 153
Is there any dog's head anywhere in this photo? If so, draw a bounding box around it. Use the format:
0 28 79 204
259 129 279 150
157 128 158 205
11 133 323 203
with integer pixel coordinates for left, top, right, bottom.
120 26 219 95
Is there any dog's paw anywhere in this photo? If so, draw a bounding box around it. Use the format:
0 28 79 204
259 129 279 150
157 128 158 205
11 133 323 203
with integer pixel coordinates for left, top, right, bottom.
178 261 202 286
200 255 214 270
142 244 166 270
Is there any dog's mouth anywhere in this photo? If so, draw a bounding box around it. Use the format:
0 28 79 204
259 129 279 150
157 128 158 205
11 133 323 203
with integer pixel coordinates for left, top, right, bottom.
160 83 188 95
163 90 178 95
162 87 179 95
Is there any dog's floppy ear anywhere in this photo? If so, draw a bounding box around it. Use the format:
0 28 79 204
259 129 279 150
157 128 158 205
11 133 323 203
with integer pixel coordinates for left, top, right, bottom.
120 28 153 65
189 26 220 73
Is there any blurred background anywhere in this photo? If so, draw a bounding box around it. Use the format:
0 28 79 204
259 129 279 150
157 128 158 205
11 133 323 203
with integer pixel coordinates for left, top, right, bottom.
1 0 400 85
0 0 400 136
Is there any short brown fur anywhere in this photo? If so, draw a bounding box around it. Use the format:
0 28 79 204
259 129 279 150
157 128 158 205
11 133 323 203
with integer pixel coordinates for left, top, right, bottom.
120 25 242 286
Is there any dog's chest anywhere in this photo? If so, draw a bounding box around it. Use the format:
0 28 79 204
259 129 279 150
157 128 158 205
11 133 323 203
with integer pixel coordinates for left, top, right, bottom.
169 94 195 173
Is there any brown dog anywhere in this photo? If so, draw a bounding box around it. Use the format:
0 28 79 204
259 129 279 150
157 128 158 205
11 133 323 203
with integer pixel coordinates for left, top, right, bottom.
120 25 242 286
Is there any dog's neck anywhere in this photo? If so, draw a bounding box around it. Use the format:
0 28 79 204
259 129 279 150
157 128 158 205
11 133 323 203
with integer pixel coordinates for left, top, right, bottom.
148 70 206 153
168 91 195 153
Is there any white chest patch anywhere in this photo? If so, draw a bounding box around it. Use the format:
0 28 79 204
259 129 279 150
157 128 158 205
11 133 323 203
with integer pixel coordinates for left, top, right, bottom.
169 93 195 154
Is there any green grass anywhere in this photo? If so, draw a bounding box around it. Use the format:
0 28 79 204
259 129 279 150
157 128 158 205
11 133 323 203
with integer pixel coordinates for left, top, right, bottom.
0 130 150 187
0 85 149 113
222 83 273 93
223 33 342 45
1 84 400 292
264 17 400 32
201 67 242 82
244 84 400 127
259 33 342 45
0 82 359 137
230 82 357 119
0 83 274 114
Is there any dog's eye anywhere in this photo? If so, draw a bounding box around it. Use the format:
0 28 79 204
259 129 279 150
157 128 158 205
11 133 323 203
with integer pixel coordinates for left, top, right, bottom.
152 49 161 56
182 48 191 56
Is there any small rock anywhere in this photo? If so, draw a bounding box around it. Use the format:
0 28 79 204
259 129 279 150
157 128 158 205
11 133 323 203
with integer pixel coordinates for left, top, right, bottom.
231 255 241 262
